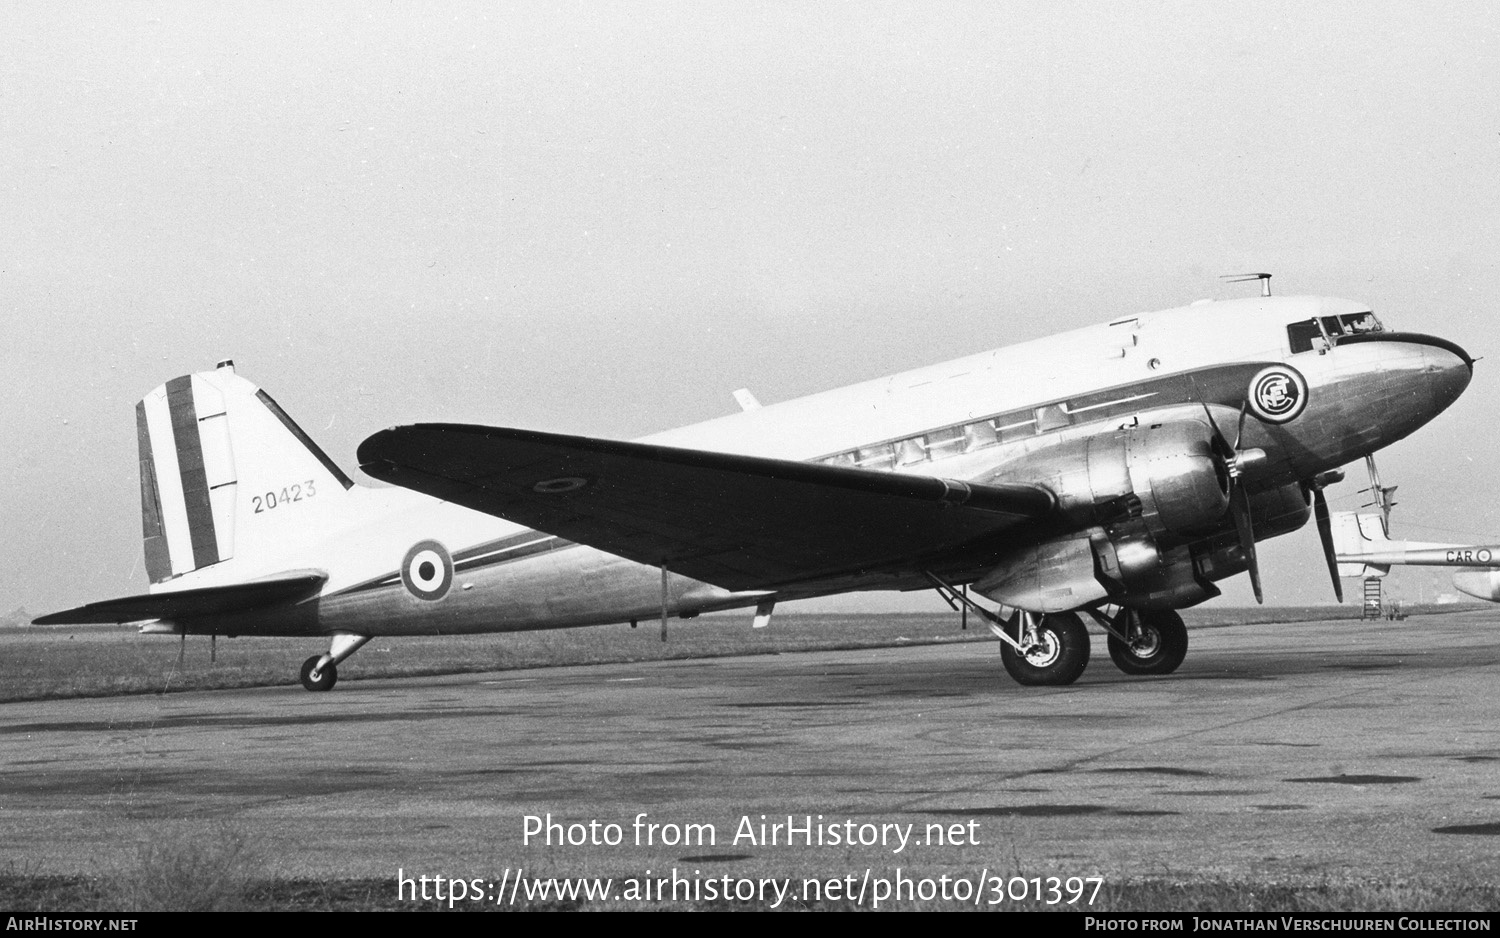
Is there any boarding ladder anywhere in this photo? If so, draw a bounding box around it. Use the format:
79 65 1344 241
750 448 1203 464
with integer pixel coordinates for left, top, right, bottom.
1362 578 1383 620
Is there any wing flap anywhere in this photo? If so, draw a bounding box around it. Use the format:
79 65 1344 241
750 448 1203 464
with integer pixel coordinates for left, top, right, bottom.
358 425 1054 590
33 571 328 625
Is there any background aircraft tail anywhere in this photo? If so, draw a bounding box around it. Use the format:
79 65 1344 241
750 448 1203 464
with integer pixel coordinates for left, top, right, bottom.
136 360 358 586
1332 512 1392 579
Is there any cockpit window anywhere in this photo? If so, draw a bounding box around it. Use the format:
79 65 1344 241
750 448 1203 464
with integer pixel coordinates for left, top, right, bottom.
1287 311 1383 352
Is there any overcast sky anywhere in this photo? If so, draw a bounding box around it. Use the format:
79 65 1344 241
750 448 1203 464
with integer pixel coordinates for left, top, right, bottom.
3 2 1497 617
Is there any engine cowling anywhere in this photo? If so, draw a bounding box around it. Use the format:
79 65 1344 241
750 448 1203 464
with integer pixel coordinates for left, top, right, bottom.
987 419 1231 539
1249 480 1313 540
1093 481 1312 608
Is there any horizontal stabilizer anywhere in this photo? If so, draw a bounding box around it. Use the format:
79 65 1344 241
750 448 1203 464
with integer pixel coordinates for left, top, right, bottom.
358 424 1055 591
33 571 327 625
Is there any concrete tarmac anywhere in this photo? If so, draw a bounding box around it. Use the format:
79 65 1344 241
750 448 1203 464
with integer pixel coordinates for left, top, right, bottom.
3 612 1499 896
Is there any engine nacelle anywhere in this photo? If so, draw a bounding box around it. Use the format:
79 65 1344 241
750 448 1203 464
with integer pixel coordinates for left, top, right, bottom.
1092 481 1311 605
976 528 1224 612
987 420 1230 541
1092 535 1221 610
975 424 1314 613
978 480 1314 613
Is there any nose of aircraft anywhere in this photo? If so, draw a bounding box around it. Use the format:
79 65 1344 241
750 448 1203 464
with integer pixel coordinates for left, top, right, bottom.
1453 569 1500 602
1420 334 1474 413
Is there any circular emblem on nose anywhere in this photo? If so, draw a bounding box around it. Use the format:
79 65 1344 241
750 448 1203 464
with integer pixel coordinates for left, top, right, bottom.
401 540 453 601
1247 366 1308 424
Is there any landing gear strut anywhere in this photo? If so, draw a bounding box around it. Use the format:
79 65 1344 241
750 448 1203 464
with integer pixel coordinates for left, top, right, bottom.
299 633 370 692
1001 612 1091 686
925 572 1092 687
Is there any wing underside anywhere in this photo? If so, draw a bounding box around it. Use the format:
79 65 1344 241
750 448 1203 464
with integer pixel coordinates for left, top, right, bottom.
358 425 1055 591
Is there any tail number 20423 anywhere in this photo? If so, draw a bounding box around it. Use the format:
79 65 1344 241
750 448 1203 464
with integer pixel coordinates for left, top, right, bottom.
252 480 317 513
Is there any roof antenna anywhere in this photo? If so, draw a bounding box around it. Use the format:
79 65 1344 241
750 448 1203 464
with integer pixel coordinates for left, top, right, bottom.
1221 272 1272 297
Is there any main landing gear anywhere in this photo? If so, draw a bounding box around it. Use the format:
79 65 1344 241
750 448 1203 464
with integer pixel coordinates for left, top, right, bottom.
925 573 1092 687
995 607 1189 684
1085 607 1188 676
1000 611 1091 686
299 633 370 692
925 572 1194 687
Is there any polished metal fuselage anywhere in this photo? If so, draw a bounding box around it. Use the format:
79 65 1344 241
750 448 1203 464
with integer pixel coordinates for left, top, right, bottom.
182 297 1475 637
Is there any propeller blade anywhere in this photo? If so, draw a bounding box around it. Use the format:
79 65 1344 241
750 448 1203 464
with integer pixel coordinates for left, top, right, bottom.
1230 485 1263 604
1201 403 1236 461
1233 399 1249 451
1313 486 1344 603
1200 402 1224 441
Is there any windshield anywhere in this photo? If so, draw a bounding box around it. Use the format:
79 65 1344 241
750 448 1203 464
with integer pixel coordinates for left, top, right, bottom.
1287 311 1383 353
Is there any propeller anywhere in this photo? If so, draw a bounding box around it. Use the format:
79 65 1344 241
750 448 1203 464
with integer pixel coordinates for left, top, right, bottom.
1308 469 1347 602
1202 403 1268 603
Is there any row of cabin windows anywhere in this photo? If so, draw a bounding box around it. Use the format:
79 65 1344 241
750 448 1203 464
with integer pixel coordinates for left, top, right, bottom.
818 411 1042 471
825 313 1387 472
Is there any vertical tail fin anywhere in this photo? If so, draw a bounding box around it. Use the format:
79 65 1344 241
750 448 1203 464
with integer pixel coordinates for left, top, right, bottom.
1332 512 1391 579
136 361 357 585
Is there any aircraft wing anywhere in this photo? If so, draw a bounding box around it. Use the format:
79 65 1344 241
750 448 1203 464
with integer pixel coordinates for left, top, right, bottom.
358 425 1056 591
33 571 328 625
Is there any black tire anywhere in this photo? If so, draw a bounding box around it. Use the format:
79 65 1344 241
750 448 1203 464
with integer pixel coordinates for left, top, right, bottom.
1107 609 1188 676
1001 612 1090 686
300 655 338 692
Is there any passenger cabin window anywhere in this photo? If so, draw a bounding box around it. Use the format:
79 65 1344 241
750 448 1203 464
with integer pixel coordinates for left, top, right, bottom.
962 421 998 452
816 381 1177 471
1287 312 1382 353
926 425 965 460
854 443 895 471
1034 404 1070 433
895 437 927 467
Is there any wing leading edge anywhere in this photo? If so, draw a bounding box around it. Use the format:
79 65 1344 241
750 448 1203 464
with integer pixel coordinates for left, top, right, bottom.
357 425 1055 591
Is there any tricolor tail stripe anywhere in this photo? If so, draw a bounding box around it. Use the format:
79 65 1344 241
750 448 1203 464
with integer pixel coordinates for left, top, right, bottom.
138 375 235 582
166 376 221 570
137 401 172 583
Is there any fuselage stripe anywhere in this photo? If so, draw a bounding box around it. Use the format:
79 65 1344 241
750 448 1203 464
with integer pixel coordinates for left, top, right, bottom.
331 534 578 598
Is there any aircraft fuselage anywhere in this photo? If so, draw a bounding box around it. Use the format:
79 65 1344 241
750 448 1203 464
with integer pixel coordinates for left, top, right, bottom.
170 294 1472 637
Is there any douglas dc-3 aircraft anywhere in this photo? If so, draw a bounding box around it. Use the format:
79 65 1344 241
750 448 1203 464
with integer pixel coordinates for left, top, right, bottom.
38 292 1473 691
1335 513 1500 603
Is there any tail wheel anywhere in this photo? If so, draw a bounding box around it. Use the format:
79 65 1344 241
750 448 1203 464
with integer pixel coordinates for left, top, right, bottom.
1107 609 1188 676
1001 612 1090 686
300 655 338 692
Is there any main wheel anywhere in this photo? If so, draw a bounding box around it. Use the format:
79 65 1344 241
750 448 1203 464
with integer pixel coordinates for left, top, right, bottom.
1107 609 1188 676
299 655 338 692
1001 612 1090 686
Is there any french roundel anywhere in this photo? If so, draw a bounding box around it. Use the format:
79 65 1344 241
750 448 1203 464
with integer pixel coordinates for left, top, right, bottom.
1247 366 1308 424
401 540 453 601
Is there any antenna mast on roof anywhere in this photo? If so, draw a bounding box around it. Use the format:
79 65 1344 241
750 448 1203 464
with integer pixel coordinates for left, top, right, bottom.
1221 272 1273 297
